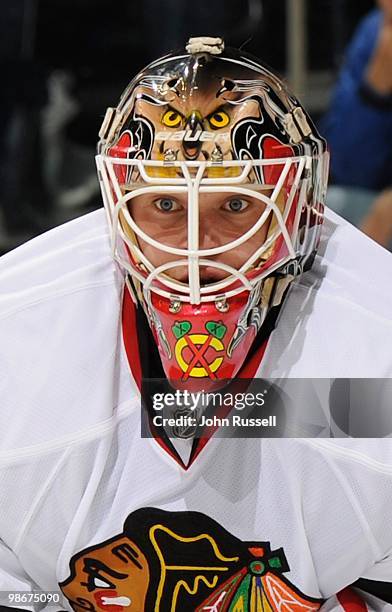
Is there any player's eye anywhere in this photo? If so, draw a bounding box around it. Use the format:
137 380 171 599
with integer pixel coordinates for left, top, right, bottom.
208 109 230 129
154 198 182 212
223 198 249 213
162 109 182 128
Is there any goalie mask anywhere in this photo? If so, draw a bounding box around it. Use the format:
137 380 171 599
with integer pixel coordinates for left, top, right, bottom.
96 37 329 386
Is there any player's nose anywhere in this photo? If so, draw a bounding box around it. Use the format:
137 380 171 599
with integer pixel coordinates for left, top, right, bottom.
198 215 228 251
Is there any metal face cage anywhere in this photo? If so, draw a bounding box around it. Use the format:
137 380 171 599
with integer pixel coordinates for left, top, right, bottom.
96 154 316 305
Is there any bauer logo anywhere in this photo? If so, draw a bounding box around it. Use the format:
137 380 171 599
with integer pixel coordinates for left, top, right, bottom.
155 130 230 142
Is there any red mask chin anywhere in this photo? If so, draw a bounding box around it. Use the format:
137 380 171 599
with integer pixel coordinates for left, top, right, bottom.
148 291 261 391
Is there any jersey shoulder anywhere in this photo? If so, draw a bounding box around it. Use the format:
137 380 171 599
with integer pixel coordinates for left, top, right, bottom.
318 207 392 320
262 208 392 377
0 208 119 315
0 210 137 455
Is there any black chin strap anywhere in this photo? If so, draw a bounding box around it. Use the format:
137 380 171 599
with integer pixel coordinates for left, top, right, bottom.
135 302 166 379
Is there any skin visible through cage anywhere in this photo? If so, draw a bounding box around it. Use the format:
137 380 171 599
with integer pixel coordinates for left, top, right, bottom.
124 189 275 284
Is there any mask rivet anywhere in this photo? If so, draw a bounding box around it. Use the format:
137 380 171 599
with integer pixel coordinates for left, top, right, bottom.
215 298 229 313
211 145 223 162
164 148 178 162
169 299 182 313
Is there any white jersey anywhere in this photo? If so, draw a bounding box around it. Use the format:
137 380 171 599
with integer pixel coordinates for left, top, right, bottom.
0 207 392 612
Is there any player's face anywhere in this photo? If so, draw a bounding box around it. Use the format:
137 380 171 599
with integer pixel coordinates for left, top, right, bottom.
127 191 271 283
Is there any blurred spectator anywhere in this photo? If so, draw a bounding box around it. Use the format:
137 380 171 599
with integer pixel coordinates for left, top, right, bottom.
322 0 392 190
322 0 392 249
360 187 392 246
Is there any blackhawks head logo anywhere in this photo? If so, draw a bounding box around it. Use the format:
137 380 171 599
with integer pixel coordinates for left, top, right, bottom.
60 508 322 611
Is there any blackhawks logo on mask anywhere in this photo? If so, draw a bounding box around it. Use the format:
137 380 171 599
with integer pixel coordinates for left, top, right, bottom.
172 321 227 380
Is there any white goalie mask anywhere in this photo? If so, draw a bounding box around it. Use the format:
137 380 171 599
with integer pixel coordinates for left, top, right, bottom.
96 37 329 384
